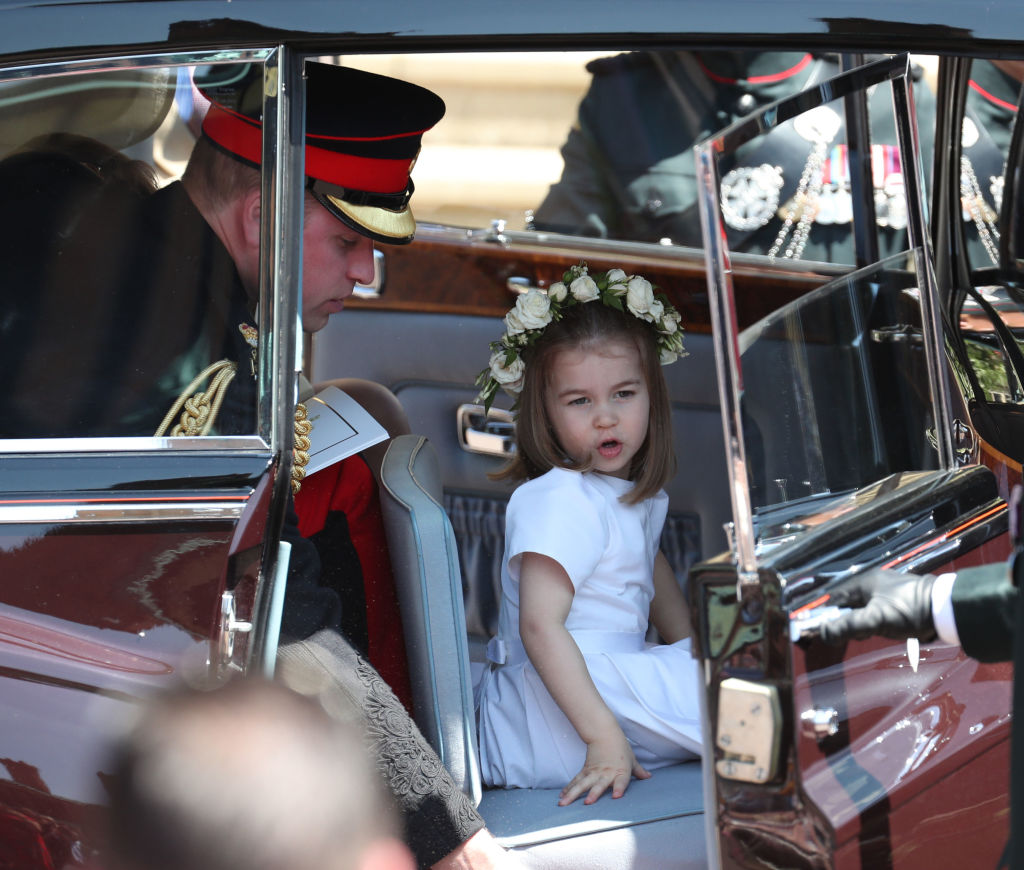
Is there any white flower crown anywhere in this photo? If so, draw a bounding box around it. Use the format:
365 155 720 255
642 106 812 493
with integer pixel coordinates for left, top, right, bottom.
475 263 686 411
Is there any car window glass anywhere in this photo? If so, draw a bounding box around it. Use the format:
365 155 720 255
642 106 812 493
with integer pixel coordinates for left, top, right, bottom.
352 50 936 272
344 51 603 232
695 56 941 561
0 58 265 441
952 57 1024 464
961 59 1023 272
535 50 936 267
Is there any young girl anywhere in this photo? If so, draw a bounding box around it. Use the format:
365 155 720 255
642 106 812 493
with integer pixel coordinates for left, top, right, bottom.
474 263 702 807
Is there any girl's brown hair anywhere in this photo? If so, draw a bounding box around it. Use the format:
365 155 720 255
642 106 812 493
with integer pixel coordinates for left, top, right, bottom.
493 301 675 504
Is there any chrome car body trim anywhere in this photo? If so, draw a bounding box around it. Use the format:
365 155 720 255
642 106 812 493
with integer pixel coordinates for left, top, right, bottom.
0 500 246 524
892 70 956 469
0 436 270 453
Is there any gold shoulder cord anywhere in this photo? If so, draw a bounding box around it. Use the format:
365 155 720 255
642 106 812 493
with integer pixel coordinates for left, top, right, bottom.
155 344 313 494
155 360 238 437
292 403 312 494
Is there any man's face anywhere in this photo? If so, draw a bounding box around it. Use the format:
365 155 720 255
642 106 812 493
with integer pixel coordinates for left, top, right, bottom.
300 198 376 333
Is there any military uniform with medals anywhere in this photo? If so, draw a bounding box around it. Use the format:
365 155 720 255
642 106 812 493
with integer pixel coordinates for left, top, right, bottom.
533 50 936 265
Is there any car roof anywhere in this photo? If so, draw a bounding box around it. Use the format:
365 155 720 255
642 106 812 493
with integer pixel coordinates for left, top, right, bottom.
1 0 1024 65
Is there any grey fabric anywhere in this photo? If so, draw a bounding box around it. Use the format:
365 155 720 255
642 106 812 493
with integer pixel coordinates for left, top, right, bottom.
378 435 483 804
446 491 702 649
480 761 705 868
277 629 484 869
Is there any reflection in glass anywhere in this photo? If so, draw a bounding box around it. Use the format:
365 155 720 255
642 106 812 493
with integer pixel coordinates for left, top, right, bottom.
962 59 1023 271
0 61 260 439
740 253 939 522
959 286 1024 404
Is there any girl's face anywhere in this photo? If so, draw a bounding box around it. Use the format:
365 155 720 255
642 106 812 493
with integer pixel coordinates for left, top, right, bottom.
543 337 650 479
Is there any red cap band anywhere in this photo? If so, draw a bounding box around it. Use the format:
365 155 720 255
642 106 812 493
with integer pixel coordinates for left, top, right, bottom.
202 103 415 194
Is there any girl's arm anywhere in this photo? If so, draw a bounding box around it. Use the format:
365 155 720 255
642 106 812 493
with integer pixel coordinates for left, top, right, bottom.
518 551 650 805
650 550 692 643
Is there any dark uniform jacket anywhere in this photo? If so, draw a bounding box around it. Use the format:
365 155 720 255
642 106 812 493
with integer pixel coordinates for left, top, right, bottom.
69 179 343 642
533 50 936 264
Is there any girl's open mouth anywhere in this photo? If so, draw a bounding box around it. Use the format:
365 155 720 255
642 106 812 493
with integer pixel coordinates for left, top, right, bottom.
598 439 622 459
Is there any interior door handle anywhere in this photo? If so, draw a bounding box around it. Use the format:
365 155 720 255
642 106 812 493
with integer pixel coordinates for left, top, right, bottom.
457 404 516 457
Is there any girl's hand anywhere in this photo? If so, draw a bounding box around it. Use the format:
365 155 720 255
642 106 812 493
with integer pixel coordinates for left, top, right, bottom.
557 726 651 806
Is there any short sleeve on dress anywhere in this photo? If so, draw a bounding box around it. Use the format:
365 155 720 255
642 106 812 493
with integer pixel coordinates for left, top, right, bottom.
505 469 605 590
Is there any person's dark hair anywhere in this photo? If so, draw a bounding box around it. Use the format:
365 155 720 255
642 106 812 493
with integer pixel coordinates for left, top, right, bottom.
182 135 261 210
103 678 400 870
12 131 158 196
494 302 675 504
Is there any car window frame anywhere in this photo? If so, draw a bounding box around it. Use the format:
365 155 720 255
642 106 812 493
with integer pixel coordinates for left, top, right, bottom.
0 45 300 459
695 53 949 593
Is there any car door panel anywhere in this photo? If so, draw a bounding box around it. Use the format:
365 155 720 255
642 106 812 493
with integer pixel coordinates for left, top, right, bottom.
0 448 276 864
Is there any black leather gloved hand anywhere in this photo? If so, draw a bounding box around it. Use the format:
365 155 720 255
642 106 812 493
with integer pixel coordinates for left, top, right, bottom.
817 568 938 645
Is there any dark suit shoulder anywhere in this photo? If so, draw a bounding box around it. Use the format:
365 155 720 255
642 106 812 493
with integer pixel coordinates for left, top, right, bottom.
951 562 1016 662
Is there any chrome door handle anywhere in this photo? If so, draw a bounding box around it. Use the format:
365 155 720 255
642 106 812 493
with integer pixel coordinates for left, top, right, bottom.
217 589 253 676
457 404 515 457
507 276 544 296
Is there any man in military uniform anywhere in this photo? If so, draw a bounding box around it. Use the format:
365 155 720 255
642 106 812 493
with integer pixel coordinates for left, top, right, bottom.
50 61 511 870
961 59 1023 270
533 50 936 266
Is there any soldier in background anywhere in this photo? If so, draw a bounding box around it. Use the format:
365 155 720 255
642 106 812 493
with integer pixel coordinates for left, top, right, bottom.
533 50 936 265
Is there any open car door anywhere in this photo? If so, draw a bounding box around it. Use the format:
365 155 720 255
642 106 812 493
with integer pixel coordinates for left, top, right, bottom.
0 50 301 868
691 54 1013 868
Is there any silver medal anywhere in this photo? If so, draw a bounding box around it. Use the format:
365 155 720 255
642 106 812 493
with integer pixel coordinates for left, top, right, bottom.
721 163 784 231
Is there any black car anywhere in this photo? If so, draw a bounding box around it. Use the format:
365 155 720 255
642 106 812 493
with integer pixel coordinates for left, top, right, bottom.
1 3 1023 868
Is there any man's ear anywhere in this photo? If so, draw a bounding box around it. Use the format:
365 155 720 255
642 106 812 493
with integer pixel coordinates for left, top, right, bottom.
240 186 262 251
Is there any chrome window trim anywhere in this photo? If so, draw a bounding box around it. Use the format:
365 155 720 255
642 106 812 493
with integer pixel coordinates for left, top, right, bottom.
0 436 269 453
0 47 273 82
415 222 850 280
0 501 246 524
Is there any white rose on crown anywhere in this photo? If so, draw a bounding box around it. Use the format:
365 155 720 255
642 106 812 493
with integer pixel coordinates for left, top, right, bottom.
625 275 655 317
489 350 525 391
505 308 525 336
515 288 553 329
660 307 682 334
547 281 568 302
605 268 629 296
570 275 600 302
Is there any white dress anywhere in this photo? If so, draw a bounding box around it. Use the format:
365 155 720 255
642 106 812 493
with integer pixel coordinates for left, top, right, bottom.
476 467 702 789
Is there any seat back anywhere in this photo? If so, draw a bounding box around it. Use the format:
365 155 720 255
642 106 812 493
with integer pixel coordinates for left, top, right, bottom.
378 433 482 804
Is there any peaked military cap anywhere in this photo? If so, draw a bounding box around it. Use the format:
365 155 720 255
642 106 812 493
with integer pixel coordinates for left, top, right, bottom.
198 61 445 244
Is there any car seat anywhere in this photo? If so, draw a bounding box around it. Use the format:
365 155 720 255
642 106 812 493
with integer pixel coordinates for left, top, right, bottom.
377 433 707 868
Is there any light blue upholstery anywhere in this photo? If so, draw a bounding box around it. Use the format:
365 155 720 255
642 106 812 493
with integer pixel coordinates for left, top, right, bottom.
378 434 482 804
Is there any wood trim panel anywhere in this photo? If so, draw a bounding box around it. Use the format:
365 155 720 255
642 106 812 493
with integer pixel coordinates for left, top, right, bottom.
348 230 831 333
